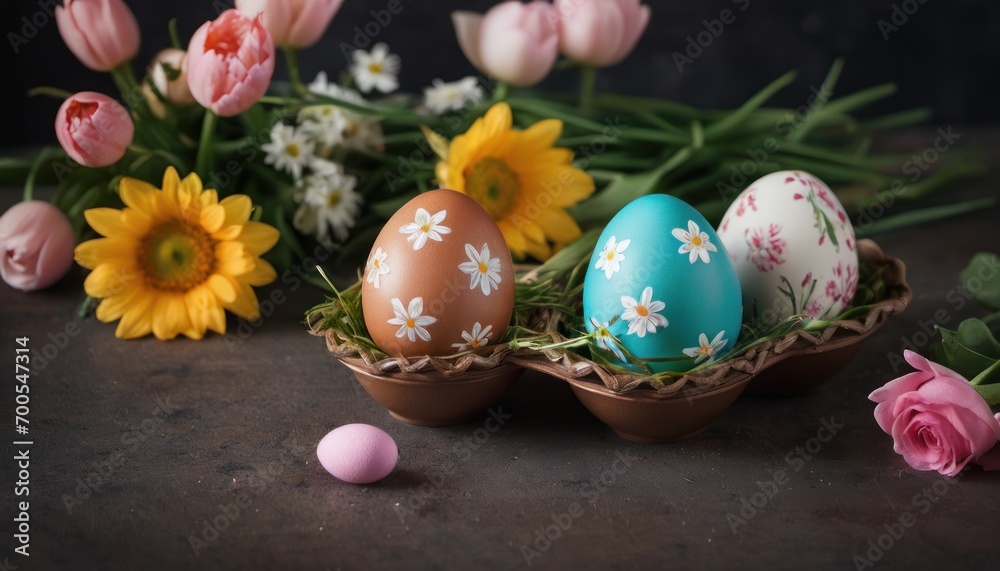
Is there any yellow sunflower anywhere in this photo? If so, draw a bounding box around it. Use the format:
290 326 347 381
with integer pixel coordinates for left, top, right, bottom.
434 102 594 260
74 167 279 340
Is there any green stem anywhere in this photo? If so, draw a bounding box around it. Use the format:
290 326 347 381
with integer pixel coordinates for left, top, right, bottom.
24 148 60 202
491 82 509 103
110 63 153 119
27 86 74 99
196 110 218 176
284 47 307 95
168 18 182 50
970 358 1000 386
579 66 596 111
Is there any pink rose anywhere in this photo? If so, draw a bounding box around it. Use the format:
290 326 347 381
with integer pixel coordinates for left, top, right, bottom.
452 1 560 87
55 91 135 168
0 201 76 292
185 10 275 117
235 0 344 49
55 0 140 72
870 350 1000 476
554 0 651 67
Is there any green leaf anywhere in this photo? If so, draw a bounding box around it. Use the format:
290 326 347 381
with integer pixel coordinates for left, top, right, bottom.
858 198 995 238
973 383 1000 406
960 253 1000 310
936 318 1000 380
570 147 694 225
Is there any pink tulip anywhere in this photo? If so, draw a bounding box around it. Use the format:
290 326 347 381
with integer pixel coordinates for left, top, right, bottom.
235 0 344 49
555 0 650 67
148 48 196 106
55 0 140 72
0 202 76 291
452 1 560 87
55 91 134 168
185 9 275 117
870 350 1000 476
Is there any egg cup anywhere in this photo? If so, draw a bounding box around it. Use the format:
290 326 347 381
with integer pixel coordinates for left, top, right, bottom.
513 239 911 441
308 313 527 426
307 273 537 427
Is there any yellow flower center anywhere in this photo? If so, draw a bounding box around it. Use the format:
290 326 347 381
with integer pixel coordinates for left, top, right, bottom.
420 224 431 232
465 157 520 221
636 306 649 317
344 121 358 137
470 339 481 348
406 318 415 328
478 262 488 274
606 252 615 261
373 259 380 268
369 62 383 74
326 190 342 208
691 235 702 247
138 223 215 292
286 144 300 158
696 346 713 356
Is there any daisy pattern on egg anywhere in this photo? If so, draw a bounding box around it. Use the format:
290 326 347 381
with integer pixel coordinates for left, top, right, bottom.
621 286 668 338
365 247 389 289
682 331 728 364
387 297 437 342
595 236 630 280
589 317 625 360
458 243 502 296
399 208 450 250
451 322 493 351
672 220 718 264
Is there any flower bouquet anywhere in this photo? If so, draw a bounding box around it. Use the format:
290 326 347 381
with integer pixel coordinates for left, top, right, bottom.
0 0 984 349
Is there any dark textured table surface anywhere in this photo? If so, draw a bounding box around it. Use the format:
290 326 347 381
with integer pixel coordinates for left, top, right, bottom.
3 132 1000 571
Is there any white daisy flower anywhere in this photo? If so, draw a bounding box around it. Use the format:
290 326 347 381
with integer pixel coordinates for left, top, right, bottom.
306 72 384 151
682 331 729 364
350 43 400 94
365 247 390 289
309 157 344 176
594 235 630 280
299 105 350 150
589 317 625 361
672 220 718 264
261 123 315 181
307 71 366 104
620 286 668 338
399 208 450 250
458 243 502 296
341 113 385 151
387 297 437 342
292 169 362 247
423 77 485 115
451 322 493 351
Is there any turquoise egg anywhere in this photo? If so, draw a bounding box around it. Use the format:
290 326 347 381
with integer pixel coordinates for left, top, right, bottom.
582 195 742 373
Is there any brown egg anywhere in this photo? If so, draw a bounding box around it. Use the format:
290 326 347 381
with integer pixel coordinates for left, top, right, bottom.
361 189 515 357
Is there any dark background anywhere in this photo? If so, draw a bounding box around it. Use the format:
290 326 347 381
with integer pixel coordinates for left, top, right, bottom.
1 0 998 150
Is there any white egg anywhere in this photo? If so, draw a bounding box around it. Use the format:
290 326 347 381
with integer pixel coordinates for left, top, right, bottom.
717 170 859 323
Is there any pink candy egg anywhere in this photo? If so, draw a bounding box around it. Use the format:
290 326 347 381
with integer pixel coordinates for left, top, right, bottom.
316 424 398 484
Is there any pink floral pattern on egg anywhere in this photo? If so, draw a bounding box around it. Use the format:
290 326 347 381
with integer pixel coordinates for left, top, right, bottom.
745 223 786 272
717 170 859 323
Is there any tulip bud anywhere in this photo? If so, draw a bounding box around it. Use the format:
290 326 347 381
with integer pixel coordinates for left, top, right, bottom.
235 0 345 49
148 49 196 107
185 10 276 117
452 1 560 87
55 91 135 168
55 0 140 72
0 201 76 292
555 0 651 67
